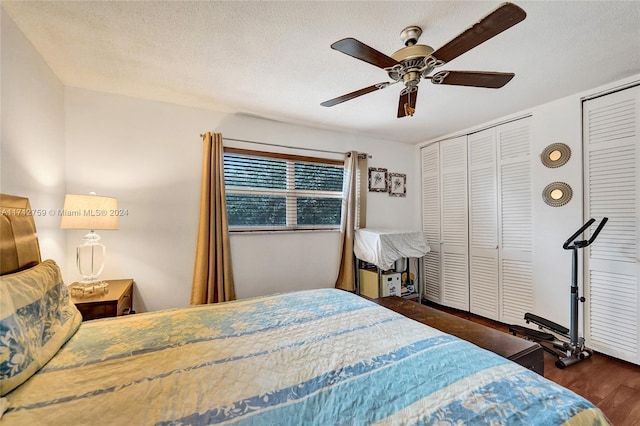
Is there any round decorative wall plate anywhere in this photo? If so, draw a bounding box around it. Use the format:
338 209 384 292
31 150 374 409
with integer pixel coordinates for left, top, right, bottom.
542 181 573 207
540 143 571 168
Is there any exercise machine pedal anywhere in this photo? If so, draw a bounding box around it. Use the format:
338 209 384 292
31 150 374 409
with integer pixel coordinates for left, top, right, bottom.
524 313 569 335
509 325 555 341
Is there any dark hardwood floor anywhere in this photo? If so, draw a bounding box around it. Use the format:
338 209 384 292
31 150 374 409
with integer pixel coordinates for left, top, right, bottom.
431 304 640 426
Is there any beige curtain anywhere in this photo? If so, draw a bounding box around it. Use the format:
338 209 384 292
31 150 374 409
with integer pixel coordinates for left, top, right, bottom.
191 132 236 304
335 151 366 291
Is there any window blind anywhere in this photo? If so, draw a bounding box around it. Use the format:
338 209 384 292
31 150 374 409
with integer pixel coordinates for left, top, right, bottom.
223 150 344 231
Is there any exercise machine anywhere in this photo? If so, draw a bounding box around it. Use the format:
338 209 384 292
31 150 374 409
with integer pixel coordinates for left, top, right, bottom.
509 217 608 369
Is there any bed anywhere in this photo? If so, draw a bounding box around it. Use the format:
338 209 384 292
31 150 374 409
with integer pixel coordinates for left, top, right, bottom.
0 194 610 425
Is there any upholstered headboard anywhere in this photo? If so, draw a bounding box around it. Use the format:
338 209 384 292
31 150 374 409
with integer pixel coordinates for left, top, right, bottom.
0 194 42 275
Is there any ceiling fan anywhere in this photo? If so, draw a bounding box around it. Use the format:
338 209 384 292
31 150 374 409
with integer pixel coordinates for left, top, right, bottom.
321 2 526 118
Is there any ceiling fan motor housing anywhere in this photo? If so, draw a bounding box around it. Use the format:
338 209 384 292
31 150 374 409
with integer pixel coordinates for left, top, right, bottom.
387 26 437 87
390 43 434 86
391 44 434 62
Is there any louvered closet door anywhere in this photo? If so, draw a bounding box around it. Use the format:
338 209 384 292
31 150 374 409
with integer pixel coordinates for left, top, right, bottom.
422 144 441 303
440 136 469 310
497 118 533 324
468 128 499 320
584 86 640 364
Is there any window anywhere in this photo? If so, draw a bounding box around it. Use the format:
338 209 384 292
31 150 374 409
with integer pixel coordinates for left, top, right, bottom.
223 148 344 231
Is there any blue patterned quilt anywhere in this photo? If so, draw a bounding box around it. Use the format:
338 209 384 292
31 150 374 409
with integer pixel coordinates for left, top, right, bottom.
1 289 609 425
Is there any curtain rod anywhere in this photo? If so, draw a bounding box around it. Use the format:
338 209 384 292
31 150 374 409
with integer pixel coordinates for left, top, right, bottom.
199 134 371 158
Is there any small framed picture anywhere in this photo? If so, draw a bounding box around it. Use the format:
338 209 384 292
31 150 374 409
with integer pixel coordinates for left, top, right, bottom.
388 173 406 197
368 167 388 192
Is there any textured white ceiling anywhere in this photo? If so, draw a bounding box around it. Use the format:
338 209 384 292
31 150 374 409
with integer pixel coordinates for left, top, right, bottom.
3 1 640 144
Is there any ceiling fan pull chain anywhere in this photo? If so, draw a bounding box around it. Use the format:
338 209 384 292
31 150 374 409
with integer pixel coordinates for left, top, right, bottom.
404 91 415 117
404 104 415 117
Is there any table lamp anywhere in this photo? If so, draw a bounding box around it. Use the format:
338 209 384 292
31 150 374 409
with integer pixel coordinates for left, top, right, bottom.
60 192 118 296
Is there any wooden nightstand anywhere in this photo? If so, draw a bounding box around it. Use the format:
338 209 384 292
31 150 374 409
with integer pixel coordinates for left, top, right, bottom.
69 279 134 321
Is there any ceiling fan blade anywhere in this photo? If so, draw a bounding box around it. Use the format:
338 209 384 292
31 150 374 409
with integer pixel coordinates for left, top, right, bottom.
431 2 526 64
397 87 419 118
431 71 515 88
321 82 391 107
331 38 399 69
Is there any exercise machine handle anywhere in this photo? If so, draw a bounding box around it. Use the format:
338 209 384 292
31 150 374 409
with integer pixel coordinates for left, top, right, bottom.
563 217 608 250
588 217 608 245
563 219 594 249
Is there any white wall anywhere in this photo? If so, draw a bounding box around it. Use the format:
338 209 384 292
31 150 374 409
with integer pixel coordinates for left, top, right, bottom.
65 88 417 312
418 74 640 330
529 96 583 327
0 9 66 269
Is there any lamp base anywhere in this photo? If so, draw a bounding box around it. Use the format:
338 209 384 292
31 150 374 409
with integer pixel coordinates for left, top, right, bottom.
69 280 109 297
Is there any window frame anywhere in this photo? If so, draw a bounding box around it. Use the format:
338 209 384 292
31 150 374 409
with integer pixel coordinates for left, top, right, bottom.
223 147 344 233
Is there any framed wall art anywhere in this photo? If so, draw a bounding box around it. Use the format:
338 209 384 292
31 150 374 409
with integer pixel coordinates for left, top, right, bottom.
388 173 406 197
368 167 388 192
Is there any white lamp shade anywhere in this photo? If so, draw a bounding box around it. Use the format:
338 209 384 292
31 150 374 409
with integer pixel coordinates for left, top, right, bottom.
60 194 119 230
